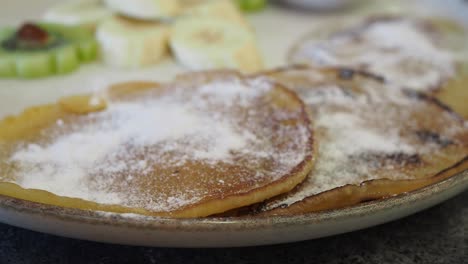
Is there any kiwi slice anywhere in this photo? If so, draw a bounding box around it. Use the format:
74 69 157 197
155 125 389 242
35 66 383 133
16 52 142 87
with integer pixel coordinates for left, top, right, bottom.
235 0 267 12
0 22 98 79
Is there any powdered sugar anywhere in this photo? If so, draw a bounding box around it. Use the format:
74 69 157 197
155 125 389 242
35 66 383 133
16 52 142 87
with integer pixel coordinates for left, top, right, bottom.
266 109 416 209
10 101 249 207
317 112 414 155
263 70 467 210
292 18 457 91
197 78 271 107
4 76 312 213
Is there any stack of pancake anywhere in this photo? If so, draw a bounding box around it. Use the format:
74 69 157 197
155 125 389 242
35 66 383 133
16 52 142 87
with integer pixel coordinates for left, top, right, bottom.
0 15 467 218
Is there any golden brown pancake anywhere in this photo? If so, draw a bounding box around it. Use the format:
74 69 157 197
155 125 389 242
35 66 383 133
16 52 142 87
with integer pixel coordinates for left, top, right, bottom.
236 66 468 216
288 16 468 118
0 71 315 218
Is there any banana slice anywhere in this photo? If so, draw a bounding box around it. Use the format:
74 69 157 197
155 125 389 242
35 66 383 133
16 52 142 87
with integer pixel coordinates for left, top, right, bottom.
96 16 170 68
170 17 263 73
179 0 207 8
181 0 250 29
103 0 180 20
43 0 113 28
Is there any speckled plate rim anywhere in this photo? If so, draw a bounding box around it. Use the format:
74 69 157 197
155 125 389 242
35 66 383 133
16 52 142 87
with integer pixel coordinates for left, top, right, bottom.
0 169 466 232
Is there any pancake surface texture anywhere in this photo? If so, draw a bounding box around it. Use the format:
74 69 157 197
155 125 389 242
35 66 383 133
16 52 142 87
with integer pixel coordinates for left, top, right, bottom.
289 16 468 117
0 71 315 218
249 66 468 216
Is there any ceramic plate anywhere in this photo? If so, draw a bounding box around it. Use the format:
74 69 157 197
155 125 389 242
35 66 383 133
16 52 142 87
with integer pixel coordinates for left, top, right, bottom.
0 0 467 248
0 171 466 247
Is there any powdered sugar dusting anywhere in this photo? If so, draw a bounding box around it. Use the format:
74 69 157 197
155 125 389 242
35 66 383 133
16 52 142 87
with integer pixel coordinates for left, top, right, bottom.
266 94 416 209
264 70 467 210
317 112 414 155
292 18 457 91
4 76 312 213
11 102 247 207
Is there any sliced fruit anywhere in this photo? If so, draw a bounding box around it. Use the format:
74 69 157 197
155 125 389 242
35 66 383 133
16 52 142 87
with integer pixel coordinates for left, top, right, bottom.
96 16 170 68
15 53 54 78
103 0 180 20
170 16 263 73
0 23 98 79
181 0 250 29
54 45 81 74
0 56 15 77
234 0 267 12
77 39 99 62
43 0 113 29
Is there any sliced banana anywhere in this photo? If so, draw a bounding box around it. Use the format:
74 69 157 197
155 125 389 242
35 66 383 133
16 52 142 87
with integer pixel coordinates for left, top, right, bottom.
103 0 180 20
179 0 207 8
181 0 250 29
43 0 113 28
96 16 170 68
170 17 263 73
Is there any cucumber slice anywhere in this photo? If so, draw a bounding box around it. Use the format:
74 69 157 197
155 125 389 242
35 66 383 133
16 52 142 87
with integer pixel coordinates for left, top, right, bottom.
54 46 80 74
235 0 266 12
78 38 98 62
0 57 15 77
0 23 97 79
16 53 54 79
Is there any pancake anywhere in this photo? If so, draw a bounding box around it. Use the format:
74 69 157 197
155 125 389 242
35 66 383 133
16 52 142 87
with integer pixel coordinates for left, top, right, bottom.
288 16 468 118
236 66 468 216
0 71 315 218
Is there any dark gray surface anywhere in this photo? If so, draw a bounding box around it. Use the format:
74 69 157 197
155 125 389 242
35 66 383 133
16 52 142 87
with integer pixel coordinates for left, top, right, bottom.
0 191 466 264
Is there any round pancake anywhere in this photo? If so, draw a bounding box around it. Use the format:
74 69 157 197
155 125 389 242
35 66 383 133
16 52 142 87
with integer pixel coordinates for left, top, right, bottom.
288 16 468 118
0 71 315 218
242 66 468 216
